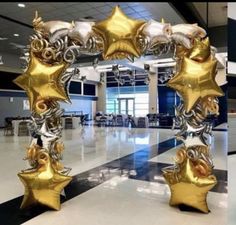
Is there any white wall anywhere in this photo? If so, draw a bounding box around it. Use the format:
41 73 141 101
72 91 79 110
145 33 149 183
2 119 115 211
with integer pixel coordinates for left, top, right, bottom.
228 2 236 20
60 98 93 118
216 68 227 86
0 96 31 127
228 99 236 112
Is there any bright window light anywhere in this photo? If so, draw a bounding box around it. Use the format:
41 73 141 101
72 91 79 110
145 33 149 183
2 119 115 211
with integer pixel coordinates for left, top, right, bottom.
13 34 20 37
18 3 25 8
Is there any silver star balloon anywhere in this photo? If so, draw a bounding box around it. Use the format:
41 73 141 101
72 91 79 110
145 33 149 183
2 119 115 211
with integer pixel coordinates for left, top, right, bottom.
68 21 95 45
176 121 207 148
39 122 58 150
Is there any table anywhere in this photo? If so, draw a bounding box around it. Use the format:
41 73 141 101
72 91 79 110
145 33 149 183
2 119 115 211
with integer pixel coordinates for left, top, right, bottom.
61 117 81 129
95 115 114 126
12 119 31 136
133 117 149 128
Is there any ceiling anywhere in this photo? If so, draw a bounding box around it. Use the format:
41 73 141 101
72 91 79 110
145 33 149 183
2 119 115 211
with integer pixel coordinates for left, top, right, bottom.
192 2 227 28
228 2 236 20
0 2 184 57
0 2 227 71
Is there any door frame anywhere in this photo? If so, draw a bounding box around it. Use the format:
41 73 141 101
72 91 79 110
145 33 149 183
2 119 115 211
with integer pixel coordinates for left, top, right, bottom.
117 98 135 116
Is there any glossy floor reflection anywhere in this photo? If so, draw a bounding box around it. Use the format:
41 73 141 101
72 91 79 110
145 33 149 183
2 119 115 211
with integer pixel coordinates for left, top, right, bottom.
23 177 227 225
0 126 227 225
228 154 236 225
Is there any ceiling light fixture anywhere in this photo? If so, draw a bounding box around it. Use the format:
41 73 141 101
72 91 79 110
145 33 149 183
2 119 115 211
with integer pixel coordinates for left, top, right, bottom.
13 34 20 37
0 37 8 41
18 3 25 8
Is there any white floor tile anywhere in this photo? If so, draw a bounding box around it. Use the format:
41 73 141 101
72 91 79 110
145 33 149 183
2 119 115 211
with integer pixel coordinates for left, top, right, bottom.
228 155 236 225
23 177 227 225
0 126 174 203
149 131 227 170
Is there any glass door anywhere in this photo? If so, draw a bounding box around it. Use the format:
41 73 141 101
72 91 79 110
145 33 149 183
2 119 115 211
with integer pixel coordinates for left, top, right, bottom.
119 99 127 115
118 98 135 116
127 99 134 116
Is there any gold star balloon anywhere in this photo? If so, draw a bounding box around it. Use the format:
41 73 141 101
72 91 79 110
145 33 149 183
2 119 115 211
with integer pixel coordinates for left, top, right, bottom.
189 37 211 62
93 6 146 60
167 56 224 112
175 44 190 59
13 52 70 113
163 158 216 213
18 152 72 210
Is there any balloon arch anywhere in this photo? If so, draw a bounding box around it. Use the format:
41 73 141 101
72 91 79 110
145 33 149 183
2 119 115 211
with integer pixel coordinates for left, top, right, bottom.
14 6 223 213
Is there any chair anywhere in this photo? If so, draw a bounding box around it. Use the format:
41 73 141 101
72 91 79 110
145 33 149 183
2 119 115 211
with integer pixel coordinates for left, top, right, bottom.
4 119 14 136
137 117 147 128
65 117 73 129
116 115 123 127
147 114 154 126
159 115 173 126
18 121 29 136
99 116 107 127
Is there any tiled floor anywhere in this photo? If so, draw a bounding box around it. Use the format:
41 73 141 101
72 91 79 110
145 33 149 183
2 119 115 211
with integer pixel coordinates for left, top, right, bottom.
23 178 227 225
0 125 228 225
228 155 236 225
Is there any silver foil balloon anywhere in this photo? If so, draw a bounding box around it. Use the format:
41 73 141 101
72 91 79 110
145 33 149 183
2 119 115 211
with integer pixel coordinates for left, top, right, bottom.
68 21 95 45
142 19 171 47
171 23 206 39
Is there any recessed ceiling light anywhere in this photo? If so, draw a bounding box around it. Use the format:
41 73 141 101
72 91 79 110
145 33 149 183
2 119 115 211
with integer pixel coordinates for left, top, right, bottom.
13 34 19 37
0 37 8 40
18 3 25 8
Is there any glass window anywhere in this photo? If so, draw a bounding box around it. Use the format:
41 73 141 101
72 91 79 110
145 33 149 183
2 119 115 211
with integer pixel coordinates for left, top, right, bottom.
106 86 149 116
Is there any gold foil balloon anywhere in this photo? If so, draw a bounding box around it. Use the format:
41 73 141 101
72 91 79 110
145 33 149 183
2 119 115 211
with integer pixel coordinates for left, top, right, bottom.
175 44 190 59
54 142 64 154
163 157 217 213
201 96 219 116
189 37 211 62
13 52 70 113
167 55 224 112
35 99 49 114
175 37 211 62
93 6 146 60
174 147 187 164
26 144 40 161
18 152 72 210
68 21 95 45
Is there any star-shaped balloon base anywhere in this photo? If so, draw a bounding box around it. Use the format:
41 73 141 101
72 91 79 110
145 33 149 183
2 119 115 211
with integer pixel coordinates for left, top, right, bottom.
163 155 216 214
18 154 72 211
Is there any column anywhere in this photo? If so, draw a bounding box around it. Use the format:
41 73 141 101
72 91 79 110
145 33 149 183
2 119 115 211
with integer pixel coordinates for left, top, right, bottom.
148 67 158 114
96 72 107 113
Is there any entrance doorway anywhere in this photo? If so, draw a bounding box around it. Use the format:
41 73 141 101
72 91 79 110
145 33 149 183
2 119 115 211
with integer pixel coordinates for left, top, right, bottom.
118 98 135 116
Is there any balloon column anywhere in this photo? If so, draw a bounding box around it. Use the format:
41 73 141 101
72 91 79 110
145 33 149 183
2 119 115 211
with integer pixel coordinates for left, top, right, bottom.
163 36 224 213
13 5 223 211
